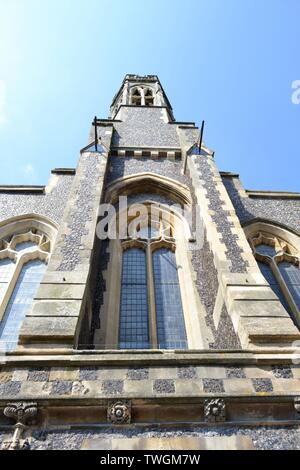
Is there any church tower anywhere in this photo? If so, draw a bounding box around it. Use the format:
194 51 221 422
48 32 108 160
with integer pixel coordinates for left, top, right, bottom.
0 75 300 449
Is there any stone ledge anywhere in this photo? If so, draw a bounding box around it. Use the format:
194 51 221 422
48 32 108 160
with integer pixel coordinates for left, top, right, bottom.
19 317 78 343
0 185 45 193
2 350 300 366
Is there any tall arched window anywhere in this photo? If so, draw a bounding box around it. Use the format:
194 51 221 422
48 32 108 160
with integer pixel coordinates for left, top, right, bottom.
119 248 149 349
153 248 187 349
249 231 300 328
118 217 187 350
0 231 50 351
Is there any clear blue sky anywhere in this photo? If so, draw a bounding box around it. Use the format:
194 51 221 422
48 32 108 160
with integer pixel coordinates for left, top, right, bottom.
0 0 299 191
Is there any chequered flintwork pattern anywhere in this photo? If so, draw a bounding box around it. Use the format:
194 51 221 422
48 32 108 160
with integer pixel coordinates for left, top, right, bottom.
194 156 248 273
1 365 300 399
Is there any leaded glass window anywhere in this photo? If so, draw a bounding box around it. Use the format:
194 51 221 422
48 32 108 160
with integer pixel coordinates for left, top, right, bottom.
118 220 187 350
119 248 149 349
278 262 300 310
255 244 277 258
153 248 187 349
0 260 46 351
0 230 50 352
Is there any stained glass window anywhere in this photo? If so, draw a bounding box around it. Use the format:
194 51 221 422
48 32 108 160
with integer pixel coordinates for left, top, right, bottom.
119 248 150 349
0 259 46 351
153 248 187 349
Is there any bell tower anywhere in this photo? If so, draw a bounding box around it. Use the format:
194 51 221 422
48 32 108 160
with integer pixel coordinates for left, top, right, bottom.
109 74 175 120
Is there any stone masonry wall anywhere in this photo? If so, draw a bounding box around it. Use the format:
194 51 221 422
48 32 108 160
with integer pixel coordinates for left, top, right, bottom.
222 176 300 233
0 173 74 225
112 107 180 149
0 363 300 400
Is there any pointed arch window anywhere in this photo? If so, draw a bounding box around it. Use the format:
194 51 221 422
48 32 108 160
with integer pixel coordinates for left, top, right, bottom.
0 231 50 351
144 88 154 106
131 88 142 106
249 232 300 328
118 218 187 350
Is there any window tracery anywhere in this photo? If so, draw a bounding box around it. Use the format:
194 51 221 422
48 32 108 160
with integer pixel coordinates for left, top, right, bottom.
0 230 50 351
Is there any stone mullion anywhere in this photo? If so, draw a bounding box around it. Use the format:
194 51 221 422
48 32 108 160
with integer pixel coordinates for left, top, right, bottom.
147 242 158 348
140 87 146 106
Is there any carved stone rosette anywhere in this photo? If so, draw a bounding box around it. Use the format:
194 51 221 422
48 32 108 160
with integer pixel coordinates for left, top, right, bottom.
2 402 37 450
107 400 131 424
204 398 226 423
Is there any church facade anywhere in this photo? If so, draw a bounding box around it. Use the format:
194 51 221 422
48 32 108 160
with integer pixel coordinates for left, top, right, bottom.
0 75 300 449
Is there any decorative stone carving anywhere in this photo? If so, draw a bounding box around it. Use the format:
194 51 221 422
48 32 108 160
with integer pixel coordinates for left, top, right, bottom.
4 401 37 425
204 398 226 423
294 397 300 414
2 402 37 450
107 400 131 424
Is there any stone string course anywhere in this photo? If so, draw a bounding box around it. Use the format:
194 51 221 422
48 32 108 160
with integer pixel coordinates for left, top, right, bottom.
0 365 299 399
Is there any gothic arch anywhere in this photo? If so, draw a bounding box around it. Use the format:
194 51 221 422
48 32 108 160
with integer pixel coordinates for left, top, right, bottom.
244 219 300 328
105 172 192 207
129 84 156 106
0 214 57 351
0 213 58 245
243 219 300 254
95 199 208 350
